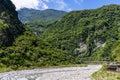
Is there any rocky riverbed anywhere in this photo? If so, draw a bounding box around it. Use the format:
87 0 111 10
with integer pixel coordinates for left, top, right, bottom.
0 65 102 80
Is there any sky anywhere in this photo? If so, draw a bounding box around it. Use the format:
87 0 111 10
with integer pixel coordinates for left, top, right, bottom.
11 0 120 11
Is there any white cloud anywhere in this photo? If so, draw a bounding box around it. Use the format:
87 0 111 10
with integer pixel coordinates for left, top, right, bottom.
43 0 50 2
54 0 67 10
11 0 70 11
45 0 70 10
11 0 48 10
74 0 83 5
67 8 72 11
38 0 48 9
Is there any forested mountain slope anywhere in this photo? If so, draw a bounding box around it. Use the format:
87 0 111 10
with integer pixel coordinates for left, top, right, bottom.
0 0 120 73
0 0 72 72
25 20 56 36
0 0 25 47
42 4 120 62
18 8 66 36
18 8 67 23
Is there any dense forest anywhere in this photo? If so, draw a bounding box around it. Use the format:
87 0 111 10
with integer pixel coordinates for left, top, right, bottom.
18 8 67 23
0 0 120 72
41 4 120 62
18 8 67 36
0 0 72 72
25 20 56 36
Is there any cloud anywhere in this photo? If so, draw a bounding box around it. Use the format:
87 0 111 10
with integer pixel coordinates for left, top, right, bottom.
74 0 84 5
38 0 48 9
53 0 67 10
43 0 50 2
44 0 71 11
11 0 48 10
11 0 70 11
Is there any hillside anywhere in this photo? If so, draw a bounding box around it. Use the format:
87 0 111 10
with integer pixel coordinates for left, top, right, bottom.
18 8 67 36
0 0 120 73
0 0 72 72
18 8 67 23
25 20 56 36
0 0 25 47
42 4 120 62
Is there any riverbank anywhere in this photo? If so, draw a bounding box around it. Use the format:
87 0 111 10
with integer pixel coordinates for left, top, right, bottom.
0 65 102 80
92 65 120 80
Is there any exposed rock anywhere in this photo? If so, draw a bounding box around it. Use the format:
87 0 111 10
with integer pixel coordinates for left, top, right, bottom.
75 43 87 52
95 40 105 48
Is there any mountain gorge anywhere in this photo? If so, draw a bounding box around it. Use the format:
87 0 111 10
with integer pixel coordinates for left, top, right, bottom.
0 0 120 72
0 0 72 72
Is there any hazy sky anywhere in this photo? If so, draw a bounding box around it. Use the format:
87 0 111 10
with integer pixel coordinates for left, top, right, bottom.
11 0 120 11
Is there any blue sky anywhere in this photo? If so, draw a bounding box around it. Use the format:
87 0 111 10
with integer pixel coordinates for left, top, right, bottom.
70 0 120 10
11 0 120 11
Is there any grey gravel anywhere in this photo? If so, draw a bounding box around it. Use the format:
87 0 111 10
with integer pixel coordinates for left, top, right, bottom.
0 65 102 80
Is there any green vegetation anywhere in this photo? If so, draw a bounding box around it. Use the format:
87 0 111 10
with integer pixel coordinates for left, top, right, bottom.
42 4 120 62
0 28 73 71
18 8 67 36
0 0 25 47
0 0 120 74
0 0 73 72
18 8 66 23
92 64 120 80
112 40 120 62
25 20 56 36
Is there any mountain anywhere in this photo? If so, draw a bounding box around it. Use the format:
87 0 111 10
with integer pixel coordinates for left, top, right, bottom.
18 8 67 36
0 0 25 47
0 0 120 73
0 0 72 72
42 4 120 62
25 20 56 36
18 8 67 23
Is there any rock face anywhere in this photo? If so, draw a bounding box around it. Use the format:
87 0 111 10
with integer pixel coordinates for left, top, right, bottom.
0 0 24 47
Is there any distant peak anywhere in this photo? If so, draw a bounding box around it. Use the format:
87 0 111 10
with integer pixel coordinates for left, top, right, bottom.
19 8 39 11
18 8 66 12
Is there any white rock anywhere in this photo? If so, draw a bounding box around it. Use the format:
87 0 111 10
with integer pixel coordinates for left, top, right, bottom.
17 78 28 80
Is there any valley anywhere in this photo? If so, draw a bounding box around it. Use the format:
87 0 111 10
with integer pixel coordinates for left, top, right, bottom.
0 0 120 80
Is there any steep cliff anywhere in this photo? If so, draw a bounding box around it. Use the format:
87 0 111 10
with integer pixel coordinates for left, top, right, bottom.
0 0 24 47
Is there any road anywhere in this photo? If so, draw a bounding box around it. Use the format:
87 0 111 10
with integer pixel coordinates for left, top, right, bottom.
0 65 102 80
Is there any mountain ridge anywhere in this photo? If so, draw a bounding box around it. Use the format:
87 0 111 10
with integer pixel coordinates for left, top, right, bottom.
18 8 67 23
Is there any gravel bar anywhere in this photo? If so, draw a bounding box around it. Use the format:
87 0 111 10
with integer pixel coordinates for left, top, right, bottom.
0 65 102 80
